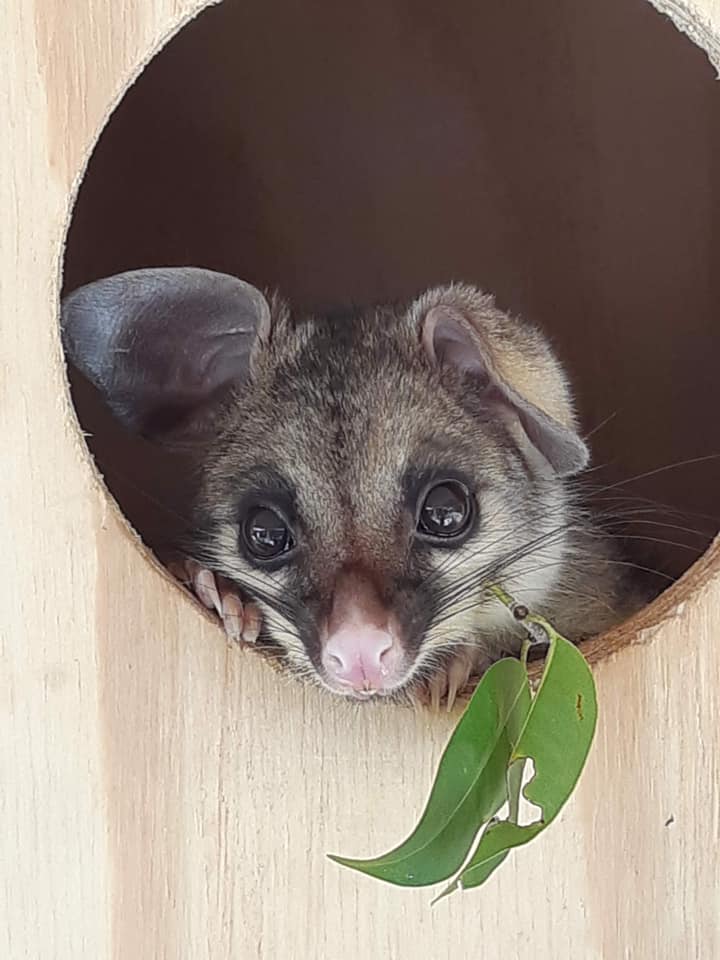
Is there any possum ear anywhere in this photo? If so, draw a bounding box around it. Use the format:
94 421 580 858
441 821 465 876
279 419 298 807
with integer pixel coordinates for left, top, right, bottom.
61 267 270 441
419 290 589 476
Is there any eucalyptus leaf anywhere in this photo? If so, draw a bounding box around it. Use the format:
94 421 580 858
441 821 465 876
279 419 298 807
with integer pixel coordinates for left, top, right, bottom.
447 627 597 894
329 589 598 900
327 657 531 886
431 753 524 903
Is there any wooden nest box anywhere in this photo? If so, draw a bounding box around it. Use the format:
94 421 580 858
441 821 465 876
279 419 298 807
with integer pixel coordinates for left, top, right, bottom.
3 0 720 956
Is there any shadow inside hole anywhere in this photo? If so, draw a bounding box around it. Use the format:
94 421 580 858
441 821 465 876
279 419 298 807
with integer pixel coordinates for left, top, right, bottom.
64 0 720 602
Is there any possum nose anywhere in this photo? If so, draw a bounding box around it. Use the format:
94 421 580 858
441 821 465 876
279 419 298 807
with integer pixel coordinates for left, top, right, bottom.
322 626 401 693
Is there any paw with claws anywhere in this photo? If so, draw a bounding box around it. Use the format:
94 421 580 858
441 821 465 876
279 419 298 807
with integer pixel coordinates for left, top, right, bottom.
413 648 488 713
169 558 262 645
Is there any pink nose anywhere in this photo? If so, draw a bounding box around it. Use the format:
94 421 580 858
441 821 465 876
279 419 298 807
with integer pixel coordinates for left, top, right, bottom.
322 626 401 693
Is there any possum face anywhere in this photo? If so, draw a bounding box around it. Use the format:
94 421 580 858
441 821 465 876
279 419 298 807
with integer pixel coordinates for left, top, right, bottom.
61 269 588 700
192 297 586 698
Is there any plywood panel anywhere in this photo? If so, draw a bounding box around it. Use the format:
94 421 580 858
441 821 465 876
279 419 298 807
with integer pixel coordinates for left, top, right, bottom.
2 0 719 957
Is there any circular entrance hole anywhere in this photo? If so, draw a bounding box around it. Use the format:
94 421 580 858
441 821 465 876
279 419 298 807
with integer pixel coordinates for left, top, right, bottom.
63 0 720 675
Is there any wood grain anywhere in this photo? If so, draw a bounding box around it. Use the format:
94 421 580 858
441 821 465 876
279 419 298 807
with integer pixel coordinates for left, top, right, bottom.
2 0 719 957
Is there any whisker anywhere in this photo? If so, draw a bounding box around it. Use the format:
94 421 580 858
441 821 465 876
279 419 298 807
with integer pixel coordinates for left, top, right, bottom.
582 410 619 441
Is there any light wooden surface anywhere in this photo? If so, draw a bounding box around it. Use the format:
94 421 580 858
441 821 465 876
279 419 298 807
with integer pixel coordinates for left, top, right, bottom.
2 1 719 957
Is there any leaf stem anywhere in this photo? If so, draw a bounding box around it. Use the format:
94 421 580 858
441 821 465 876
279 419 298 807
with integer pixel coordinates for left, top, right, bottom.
507 759 525 825
520 637 531 669
488 583 551 650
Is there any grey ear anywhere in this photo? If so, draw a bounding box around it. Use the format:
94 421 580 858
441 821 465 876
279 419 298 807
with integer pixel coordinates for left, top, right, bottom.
421 301 589 476
61 267 270 438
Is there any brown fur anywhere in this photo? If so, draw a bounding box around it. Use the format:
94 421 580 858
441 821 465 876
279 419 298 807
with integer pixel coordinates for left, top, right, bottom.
187 287 645 698
61 269 647 703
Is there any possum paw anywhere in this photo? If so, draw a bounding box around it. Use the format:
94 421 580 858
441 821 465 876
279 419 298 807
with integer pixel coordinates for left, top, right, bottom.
169 558 262 645
416 648 487 713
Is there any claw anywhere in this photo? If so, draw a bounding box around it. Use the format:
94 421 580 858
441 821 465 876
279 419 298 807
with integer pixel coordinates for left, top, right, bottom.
172 558 261 646
187 561 222 616
445 653 473 712
445 675 459 713
221 591 244 641
240 603 262 645
408 690 424 713
428 672 445 713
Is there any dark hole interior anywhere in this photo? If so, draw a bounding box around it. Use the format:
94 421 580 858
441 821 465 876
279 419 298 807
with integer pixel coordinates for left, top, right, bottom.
64 0 720 600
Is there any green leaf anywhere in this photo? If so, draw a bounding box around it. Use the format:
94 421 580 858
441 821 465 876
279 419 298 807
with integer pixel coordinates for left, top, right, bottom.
448 627 597 893
329 587 598 900
432 749 526 903
327 657 532 886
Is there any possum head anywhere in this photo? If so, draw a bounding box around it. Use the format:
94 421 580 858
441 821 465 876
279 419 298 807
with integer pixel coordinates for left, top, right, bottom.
62 268 588 699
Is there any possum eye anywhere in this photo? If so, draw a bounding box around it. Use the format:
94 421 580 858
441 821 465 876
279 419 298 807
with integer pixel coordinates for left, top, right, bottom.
416 481 474 542
242 506 294 561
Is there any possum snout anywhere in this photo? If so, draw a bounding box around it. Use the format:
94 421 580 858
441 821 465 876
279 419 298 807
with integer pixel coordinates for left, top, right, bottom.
319 569 410 696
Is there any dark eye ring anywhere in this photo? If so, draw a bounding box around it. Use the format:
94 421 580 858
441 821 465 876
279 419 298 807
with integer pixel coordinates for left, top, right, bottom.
416 480 475 543
242 505 295 562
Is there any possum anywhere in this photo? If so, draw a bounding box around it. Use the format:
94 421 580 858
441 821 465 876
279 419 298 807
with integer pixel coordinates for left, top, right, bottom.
61 267 645 707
